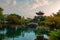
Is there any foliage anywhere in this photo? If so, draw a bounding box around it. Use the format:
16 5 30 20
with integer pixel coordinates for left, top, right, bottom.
45 11 60 30
49 29 60 40
25 18 32 25
6 14 21 25
37 26 49 30
35 29 49 36
0 8 4 27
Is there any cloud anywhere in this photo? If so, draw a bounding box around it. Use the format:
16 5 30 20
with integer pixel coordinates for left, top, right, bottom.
16 0 49 9
0 0 50 18
0 0 49 10
1 0 60 18
32 0 49 9
38 0 60 16
13 0 17 6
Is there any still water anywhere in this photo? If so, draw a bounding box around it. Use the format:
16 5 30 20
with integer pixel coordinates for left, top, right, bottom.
0 28 49 40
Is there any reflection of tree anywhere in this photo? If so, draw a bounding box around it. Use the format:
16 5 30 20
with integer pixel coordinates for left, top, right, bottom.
6 28 21 37
6 28 22 40
0 29 6 40
0 28 29 40
34 29 49 36
6 28 28 38
0 27 49 40
0 34 5 40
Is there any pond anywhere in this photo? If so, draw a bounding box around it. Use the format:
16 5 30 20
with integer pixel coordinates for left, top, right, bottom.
0 27 49 40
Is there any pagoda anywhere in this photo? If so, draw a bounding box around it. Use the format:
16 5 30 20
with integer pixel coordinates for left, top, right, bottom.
36 11 44 16
33 11 44 23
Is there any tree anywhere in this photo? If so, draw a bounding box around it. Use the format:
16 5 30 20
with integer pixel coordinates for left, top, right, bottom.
0 8 4 20
45 16 55 30
49 29 60 40
7 14 21 25
25 18 32 25
19 16 26 25
45 10 60 30
0 8 4 27
53 10 60 17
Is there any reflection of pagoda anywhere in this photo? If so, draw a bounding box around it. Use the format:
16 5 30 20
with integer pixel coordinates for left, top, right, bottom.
33 11 44 23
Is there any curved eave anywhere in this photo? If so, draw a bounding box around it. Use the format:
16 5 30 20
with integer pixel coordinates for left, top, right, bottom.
36 12 44 15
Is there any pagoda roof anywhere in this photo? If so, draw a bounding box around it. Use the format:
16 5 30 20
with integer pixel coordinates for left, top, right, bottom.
36 11 44 15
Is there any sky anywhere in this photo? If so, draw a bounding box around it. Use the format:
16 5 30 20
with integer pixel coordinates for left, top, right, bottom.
0 0 60 18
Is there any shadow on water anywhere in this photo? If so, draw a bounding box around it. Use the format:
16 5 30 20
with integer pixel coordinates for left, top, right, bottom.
34 29 49 36
6 27 29 37
0 26 49 40
0 28 6 40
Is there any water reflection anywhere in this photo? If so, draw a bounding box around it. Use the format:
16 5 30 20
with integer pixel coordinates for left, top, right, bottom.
34 29 49 36
0 27 49 40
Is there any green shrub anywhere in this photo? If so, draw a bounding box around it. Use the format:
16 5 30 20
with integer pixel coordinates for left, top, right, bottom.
49 29 60 40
